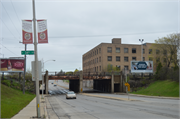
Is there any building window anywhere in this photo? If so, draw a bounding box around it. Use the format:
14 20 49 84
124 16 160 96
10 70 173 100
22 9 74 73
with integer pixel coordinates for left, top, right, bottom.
93 59 94 64
116 56 120 61
124 57 128 62
99 48 101 53
164 58 166 63
132 57 136 61
100 66 101 71
99 57 101 62
124 48 128 53
124 66 129 70
116 65 120 70
149 57 153 61
143 49 145 54
116 47 120 53
108 56 112 61
156 49 160 54
132 48 136 53
95 67 96 72
97 58 98 63
156 57 160 62
93 52 94 56
97 49 98 54
149 49 152 54
107 47 112 53
95 58 96 63
163 50 167 55
97 66 98 72
143 57 145 61
95 50 96 55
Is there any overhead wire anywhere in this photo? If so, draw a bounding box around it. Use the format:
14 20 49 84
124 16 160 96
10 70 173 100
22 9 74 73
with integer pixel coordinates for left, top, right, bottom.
10 0 21 25
0 1 21 37
0 43 20 57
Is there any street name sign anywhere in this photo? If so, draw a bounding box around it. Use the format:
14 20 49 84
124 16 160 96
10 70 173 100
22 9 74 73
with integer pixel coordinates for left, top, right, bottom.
21 50 34 55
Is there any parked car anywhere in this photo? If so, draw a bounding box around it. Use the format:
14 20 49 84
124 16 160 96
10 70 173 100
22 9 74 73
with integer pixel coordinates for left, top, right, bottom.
66 91 76 99
54 84 57 86
52 82 53 84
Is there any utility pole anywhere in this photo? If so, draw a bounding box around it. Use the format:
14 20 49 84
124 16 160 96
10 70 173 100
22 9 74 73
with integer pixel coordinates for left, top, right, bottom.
23 44 26 94
32 0 41 117
19 42 26 94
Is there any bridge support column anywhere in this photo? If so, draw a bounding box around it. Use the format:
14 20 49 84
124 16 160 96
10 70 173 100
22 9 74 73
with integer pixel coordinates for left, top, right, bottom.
111 73 114 93
45 71 49 94
79 71 83 93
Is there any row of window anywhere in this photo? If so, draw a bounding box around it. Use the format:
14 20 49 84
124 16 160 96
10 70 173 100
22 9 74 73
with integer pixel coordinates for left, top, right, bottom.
84 48 101 61
108 47 143 53
107 56 138 62
83 57 102 67
84 65 130 72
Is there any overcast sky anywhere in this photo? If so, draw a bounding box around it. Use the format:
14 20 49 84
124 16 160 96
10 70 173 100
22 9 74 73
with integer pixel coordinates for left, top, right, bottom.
0 0 179 73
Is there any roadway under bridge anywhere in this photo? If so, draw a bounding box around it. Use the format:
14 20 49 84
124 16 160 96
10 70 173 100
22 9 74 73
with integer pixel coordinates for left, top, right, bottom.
40 71 126 94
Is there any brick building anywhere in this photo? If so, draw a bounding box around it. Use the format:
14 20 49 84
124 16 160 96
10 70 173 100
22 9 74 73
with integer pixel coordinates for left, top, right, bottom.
82 38 154 73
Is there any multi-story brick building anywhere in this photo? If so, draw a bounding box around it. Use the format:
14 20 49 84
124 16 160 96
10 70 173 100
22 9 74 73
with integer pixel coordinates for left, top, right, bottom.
82 38 154 73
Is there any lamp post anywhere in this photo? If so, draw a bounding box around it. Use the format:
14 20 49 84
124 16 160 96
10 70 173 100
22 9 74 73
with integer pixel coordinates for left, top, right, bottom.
41 59 55 98
139 39 144 61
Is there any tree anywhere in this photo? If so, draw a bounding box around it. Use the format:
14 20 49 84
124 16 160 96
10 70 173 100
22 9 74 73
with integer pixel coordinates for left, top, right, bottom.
74 69 79 75
153 33 180 68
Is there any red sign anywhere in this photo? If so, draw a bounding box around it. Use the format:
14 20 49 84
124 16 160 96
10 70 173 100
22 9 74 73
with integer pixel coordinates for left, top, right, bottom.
37 20 48 43
22 20 33 44
0 59 24 72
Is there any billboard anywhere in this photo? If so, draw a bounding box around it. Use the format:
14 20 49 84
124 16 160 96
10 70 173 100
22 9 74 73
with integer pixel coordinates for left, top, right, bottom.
22 20 33 44
0 58 24 72
131 61 153 73
37 20 48 43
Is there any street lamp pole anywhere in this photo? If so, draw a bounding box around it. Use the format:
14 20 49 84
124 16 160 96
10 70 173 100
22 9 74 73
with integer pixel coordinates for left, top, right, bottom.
41 59 55 99
139 39 144 61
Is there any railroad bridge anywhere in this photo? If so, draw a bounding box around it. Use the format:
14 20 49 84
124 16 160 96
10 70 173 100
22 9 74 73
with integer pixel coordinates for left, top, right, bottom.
41 71 126 94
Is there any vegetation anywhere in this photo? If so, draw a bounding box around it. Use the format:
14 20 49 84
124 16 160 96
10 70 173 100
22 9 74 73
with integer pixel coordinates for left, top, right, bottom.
1 84 35 118
131 80 179 97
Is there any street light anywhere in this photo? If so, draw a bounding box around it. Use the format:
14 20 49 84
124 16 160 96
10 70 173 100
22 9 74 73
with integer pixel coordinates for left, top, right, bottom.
139 39 144 61
41 59 55 98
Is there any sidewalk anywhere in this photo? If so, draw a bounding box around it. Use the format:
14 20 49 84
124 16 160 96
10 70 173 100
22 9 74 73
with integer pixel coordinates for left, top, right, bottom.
11 94 48 119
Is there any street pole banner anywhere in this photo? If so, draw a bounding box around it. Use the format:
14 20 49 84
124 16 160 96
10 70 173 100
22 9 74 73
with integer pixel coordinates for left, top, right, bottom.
131 61 153 73
0 58 24 72
22 20 33 44
37 20 48 43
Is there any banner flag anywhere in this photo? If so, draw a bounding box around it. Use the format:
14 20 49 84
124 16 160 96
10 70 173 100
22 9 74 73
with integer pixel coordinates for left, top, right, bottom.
22 20 33 44
37 20 48 43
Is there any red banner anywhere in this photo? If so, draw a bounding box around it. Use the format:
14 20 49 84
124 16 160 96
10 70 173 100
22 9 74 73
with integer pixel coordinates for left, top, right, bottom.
0 59 24 72
22 20 33 44
37 20 48 43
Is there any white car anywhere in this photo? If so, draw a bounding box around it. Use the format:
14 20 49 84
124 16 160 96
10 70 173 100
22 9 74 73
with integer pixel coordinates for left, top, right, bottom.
66 91 76 99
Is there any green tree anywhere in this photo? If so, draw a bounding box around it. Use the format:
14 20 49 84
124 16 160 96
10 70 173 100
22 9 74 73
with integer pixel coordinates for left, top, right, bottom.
74 69 79 74
153 33 180 67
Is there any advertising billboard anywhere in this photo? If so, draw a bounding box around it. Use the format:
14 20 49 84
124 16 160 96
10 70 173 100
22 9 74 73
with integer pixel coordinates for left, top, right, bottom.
0 58 25 72
131 61 153 73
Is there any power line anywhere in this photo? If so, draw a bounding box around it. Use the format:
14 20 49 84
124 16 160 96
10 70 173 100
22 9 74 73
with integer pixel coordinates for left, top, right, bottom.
49 30 176 39
1 2 21 37
0 43 20 57
0 18 19 41
10 0 21 25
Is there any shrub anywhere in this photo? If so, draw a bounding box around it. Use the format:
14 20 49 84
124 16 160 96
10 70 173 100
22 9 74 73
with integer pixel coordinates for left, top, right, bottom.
2 80 11 87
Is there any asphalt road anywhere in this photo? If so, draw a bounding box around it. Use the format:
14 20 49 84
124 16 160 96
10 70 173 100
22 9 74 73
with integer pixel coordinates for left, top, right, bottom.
46 80 180 119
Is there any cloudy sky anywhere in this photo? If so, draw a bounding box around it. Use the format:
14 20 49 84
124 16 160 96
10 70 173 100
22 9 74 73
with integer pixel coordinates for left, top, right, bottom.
0 0 179 73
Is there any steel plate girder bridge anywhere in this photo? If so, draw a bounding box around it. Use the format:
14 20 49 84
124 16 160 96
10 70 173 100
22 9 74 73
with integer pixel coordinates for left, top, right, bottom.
41 71 126 94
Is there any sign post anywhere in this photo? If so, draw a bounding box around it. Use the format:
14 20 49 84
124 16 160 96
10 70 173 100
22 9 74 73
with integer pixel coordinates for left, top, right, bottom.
32 0 41 117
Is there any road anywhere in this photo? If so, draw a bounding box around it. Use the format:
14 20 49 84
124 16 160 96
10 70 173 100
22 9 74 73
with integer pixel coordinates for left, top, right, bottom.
46 80 179 119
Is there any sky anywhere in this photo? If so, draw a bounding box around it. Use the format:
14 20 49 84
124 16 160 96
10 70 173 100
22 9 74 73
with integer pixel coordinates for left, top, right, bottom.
0 0 179 73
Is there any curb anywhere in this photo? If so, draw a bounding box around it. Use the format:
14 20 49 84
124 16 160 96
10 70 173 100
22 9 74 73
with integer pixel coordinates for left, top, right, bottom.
115 93 180 100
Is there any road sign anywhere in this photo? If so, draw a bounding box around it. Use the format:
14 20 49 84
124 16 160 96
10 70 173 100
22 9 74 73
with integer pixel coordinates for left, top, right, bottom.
21 50 34 55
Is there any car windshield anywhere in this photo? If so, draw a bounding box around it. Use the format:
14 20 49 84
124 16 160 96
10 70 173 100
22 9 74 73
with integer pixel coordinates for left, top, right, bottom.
68 92 75 94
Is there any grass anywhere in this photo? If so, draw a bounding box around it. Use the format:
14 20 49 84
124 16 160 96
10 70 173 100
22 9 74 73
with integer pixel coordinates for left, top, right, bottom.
1 84 36 118
131 80 179 97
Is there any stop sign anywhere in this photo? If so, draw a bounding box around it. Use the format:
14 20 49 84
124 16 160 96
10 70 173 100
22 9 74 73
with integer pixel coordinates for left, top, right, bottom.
137 61 147 70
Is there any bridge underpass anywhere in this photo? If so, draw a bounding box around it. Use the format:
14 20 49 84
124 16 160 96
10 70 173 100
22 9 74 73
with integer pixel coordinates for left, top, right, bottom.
41 71 126 94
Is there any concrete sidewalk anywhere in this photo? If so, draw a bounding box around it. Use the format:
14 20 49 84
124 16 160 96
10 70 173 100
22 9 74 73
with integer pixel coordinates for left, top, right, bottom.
11 94 48 119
